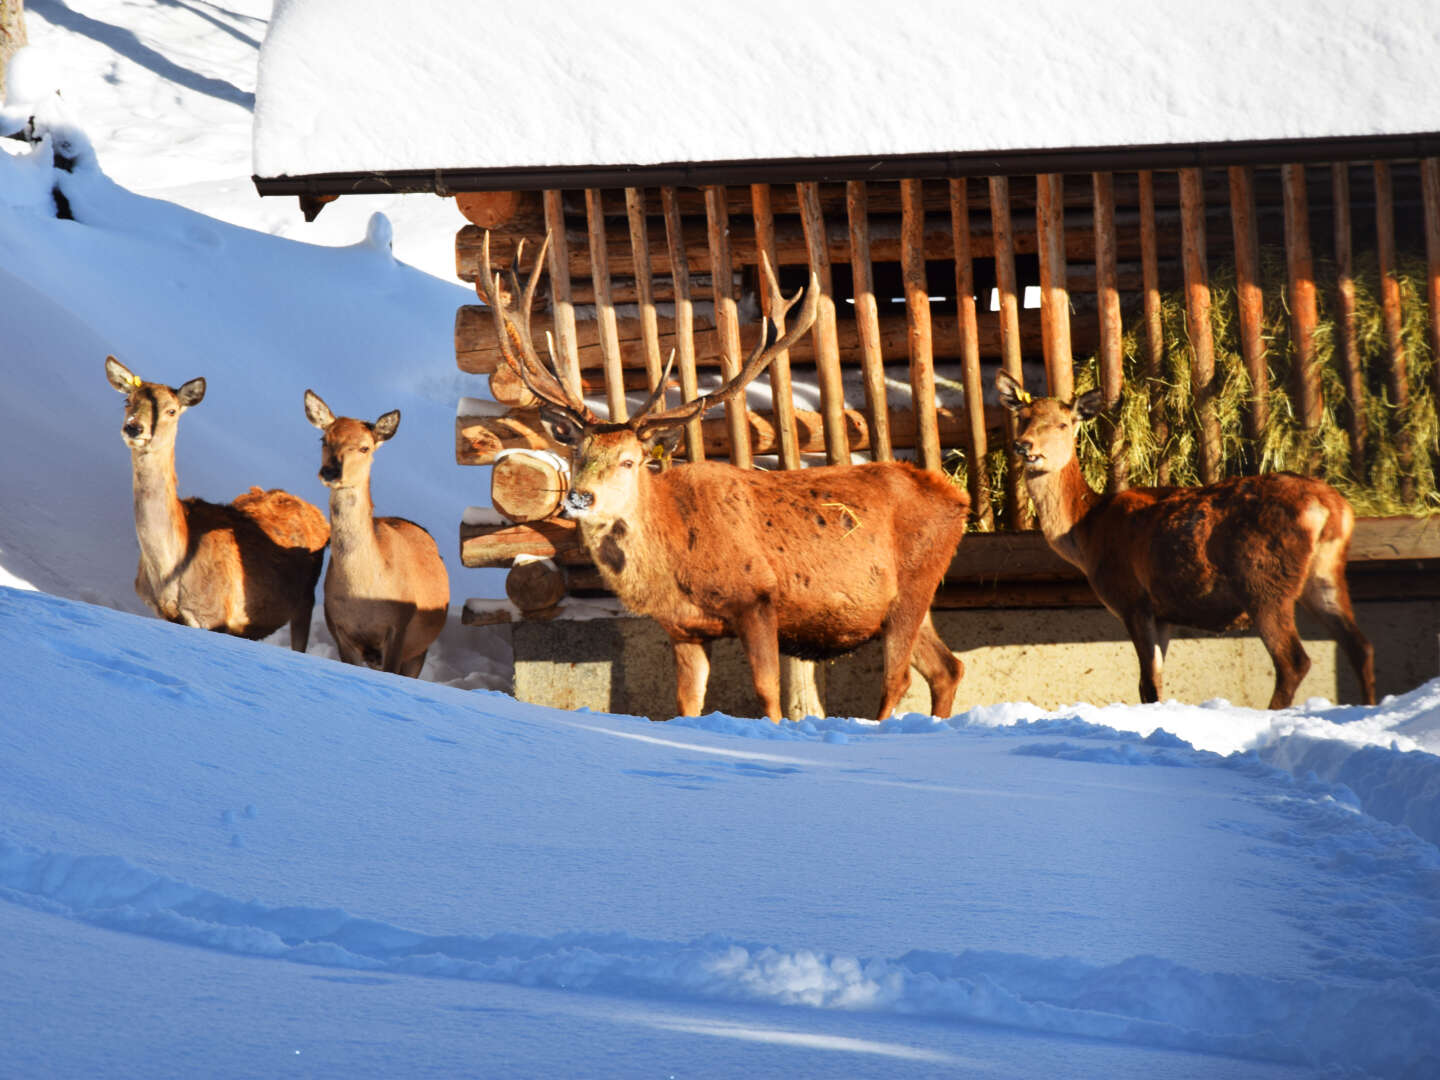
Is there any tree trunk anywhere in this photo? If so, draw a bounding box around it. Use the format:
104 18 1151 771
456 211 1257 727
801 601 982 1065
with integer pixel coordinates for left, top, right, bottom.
0 0 27 101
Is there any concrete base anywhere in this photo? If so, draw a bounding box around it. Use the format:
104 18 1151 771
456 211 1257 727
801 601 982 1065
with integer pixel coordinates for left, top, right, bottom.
504 601 1440 721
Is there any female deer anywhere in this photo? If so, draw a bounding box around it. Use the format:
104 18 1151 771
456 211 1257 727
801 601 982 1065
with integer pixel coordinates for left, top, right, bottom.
105 356 329 650
996 370 1375 709
304 391 449 677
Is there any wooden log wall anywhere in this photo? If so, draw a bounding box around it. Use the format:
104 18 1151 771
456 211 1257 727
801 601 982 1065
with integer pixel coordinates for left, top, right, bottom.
455 162 1438 616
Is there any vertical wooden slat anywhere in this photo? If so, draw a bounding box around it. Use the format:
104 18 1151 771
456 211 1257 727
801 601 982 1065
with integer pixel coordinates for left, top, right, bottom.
1424 158 1440 422
949 177 992 529
584 189 627 421
1228 165 1269 465
661 187 703 461
1281 163 1323 446
624 187 665 401
750 183 801 471
704 186 751 468
1092 171 1126 491
900 179 941 471
1331 163 1368 479
541 189 582 401
1424 159 1440 420
1179 167 1221 483
1375 161 1414 500
1138 170 1170 484
845 181 894 462
988 176 1031 528
1035 173 1073 401
795 182 849 466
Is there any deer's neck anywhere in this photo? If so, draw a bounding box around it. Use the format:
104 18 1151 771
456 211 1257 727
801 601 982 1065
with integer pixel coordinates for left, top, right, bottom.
1025 457 1101 568
327 485 380 565
130 445 190 580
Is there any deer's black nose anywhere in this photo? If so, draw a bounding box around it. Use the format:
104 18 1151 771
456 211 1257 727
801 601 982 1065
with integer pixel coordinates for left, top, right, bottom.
565 489 594 513
1014 439 1031 456
123 422 143 438
319 463 341 482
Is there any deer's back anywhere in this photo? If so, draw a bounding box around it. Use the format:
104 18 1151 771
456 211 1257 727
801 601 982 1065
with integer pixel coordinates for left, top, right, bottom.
373 516 450 613
232 486 330 553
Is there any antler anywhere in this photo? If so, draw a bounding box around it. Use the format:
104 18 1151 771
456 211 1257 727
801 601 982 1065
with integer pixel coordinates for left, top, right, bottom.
633 253 819 438
477 231 598 425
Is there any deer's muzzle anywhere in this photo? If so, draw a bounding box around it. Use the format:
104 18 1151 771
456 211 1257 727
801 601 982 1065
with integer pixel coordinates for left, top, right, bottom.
563 489 595 517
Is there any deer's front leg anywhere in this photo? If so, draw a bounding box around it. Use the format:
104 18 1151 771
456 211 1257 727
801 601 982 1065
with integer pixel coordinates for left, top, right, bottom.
1125 609 1166 704
671 639 712 719
735 600 782 724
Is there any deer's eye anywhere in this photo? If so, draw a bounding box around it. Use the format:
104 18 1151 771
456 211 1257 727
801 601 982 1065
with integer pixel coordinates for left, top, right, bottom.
359 446 370 454
166 408 177 417
620 459 635 469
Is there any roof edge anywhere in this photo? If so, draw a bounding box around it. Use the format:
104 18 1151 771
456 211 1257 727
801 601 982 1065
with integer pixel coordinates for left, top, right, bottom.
253 131 1440 198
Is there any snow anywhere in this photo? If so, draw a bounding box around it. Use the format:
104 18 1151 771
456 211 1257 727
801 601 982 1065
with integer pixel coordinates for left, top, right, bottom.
253 0 1440 179
3 3 1440 1077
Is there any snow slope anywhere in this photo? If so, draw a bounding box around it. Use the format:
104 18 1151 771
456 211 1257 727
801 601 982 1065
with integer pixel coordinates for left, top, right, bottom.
2 4 1439 1076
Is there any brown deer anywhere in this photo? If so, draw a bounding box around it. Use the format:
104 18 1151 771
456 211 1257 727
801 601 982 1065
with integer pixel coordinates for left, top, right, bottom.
996 370 1376 709
304 390 450 677
105 356 329 650
480 233 970 723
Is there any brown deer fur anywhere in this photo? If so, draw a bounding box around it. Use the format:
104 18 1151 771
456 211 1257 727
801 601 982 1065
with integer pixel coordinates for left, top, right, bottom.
996 370 1375 709
105 355 329 650
478 231 968 723
305 390 449 678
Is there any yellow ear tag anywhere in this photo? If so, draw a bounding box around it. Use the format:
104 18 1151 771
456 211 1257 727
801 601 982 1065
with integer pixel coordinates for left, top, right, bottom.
649 442 670 468
1016 387 1032 404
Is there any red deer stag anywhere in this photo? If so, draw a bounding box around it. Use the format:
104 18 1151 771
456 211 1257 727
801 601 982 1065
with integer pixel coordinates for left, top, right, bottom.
480 233 970 723
996 370 1375 709
304 391 450 677
105 356 329 650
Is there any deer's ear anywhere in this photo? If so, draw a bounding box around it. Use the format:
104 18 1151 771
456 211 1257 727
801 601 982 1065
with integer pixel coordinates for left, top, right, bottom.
1074 388 1107 421
995 370 1032 413
304 389 335 430
538 405 583 448
374 410 401 442
642 425 684 465
105 355 139 394
177 378 207 408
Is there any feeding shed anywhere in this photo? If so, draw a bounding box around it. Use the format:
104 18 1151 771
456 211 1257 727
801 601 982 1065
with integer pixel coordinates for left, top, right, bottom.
253 0 1440 717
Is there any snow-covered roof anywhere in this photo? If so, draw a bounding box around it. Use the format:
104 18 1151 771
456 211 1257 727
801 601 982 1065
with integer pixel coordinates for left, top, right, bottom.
253 0 1440 184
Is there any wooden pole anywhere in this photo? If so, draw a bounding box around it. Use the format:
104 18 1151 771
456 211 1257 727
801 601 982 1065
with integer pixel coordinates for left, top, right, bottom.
1375 161 1414 501
901 178 942 471
705 186 752 467
1331 163 1368 479
1092 171 1126 491
1424 158 1440 444
989 176 1031 527
751 183 802 471
846 181 894 462
1139 170 1170 484
1228 165 1269 467
1281 163 1323 450
1179 168 1222 483
796 181 850 466
585 189 628 421
542 190 582 401
1035 173 1073 401
661 187 704 460
624 187 666 400
950 177 993 529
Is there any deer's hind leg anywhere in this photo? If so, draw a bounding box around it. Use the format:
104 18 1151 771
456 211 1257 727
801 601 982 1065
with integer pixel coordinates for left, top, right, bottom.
398 651 428 678
909 613 963 719
1300 557 1375 705
288 595 315 654
671 638 713 720
1251 602 1310 710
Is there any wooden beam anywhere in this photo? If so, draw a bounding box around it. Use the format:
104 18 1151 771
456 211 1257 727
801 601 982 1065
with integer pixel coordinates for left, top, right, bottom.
1035 173 1073 401
1092 171 1125 492
796 181 849 465
541 190 582 400
1138 170 1170 485
949 177 992 529
460 517 586 569
1331 163 1368 479
1228 165 1269 464
846 180 893 462
753 183 802 470
901 178 941 471
1180 167 1221 483
989 175 1030 528
661 187 705 461
1281 164 1323 440
624 187 666 399
585 188 627 421
705 185 751 466
1375 161 1414 501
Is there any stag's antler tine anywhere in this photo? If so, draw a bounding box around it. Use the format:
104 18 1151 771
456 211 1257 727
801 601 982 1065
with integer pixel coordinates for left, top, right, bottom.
636 269 820 436
632 349 677 423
